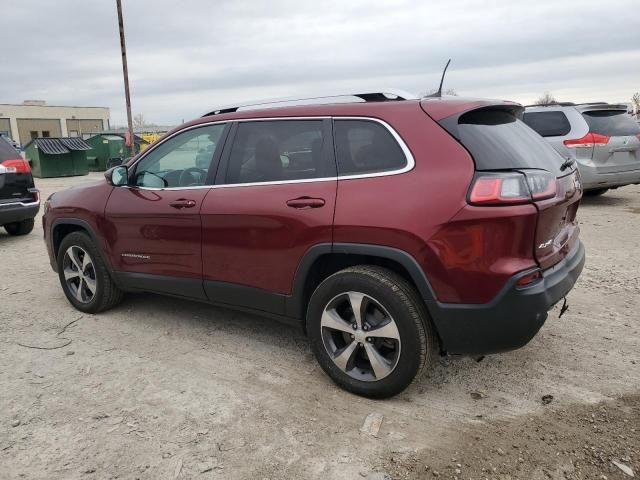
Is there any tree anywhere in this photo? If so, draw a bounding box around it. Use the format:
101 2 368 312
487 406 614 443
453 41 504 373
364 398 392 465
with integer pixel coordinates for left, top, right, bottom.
631 92 640 114
133 113 147 130
423 88 458 97
536 92 557 105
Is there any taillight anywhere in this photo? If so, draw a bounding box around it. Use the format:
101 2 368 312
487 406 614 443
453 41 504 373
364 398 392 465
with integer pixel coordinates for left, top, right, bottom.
563 132 609 148
469 170 557 206
28 188 40 203
0 158 31 173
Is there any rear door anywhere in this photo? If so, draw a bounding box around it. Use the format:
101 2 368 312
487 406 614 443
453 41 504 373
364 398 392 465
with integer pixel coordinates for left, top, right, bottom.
200 118 337 314
579 107 640 174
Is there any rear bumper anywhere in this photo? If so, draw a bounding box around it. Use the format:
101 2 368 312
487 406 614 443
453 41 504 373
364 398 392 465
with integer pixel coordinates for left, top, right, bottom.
577 163 640 190
429 240 585 355
0 201 40 226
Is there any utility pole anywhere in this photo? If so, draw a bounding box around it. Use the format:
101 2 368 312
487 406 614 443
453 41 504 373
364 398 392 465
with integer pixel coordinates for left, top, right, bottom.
116 0 134 156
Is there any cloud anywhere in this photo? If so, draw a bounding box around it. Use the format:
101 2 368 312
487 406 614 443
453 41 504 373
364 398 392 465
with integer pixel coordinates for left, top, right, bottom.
1 0 637 125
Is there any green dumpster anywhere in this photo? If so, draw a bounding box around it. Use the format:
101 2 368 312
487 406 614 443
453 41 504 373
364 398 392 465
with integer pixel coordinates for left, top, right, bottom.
85 134 125 171
24 137 92 178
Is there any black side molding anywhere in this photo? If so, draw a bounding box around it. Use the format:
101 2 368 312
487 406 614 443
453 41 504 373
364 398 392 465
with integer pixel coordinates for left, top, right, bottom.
113 271 207 300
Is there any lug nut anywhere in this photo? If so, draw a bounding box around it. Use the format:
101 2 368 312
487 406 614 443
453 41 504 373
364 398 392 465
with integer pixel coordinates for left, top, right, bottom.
363 325 369 331
350 334 355 339
352 324 358 330
367 337 373 343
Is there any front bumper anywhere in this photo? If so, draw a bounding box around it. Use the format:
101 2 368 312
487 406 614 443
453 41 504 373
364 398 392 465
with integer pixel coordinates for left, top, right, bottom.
429 240 586 355
0 201 40 226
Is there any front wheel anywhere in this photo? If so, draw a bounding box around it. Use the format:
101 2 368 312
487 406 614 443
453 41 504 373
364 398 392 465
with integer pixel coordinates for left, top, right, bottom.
307 266 437 398
57 231 123 313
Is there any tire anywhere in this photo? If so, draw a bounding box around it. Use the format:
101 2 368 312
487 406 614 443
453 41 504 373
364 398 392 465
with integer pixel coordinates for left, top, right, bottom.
4 218 35 236
584 188 608 196
56 231 123 313
306 265 437 398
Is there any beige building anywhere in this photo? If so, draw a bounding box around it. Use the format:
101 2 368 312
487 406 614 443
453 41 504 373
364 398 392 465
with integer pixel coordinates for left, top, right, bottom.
0 100 109 146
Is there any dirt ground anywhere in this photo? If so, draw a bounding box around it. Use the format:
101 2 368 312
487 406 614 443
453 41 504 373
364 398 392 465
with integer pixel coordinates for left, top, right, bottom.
1 173 638 480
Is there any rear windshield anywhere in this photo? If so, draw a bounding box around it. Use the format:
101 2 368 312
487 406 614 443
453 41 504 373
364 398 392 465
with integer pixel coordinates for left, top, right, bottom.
0 137 20 161
450 108 564 174
582 110 640 137
522 111 571 137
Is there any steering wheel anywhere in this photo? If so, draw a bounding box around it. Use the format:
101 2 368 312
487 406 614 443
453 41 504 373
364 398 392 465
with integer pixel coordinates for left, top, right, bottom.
178 167 208 187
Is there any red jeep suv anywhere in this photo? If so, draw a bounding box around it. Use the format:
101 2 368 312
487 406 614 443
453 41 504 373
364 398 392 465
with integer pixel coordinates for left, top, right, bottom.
43 91 585 398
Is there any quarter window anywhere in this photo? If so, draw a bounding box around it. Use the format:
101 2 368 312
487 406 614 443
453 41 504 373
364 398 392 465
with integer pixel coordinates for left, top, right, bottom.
225 120 332 184
133 124 225 188
333 119 407 175
522 111 571 137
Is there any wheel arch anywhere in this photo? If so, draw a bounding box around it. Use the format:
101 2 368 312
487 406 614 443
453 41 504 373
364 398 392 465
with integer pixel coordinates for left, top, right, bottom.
51 219 112 271
287 243 438 324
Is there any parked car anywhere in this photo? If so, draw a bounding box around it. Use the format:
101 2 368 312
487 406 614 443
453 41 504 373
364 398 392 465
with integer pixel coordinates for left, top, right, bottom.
523 103 640 195
43 91 585 398
0 136 39 235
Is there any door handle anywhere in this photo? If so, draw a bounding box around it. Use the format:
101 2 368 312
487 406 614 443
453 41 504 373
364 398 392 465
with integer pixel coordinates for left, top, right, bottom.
286 197 326 209
169 198 197 209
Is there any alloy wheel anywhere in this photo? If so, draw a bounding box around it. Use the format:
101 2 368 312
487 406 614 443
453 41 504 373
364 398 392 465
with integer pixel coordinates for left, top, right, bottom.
321 291 401 381
62 246 97 304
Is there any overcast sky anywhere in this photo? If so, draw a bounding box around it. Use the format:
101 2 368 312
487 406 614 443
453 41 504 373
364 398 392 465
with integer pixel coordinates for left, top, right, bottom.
2 0 638 125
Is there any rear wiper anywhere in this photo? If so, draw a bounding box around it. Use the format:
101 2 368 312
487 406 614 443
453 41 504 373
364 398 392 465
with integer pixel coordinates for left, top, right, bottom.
560 158 575 171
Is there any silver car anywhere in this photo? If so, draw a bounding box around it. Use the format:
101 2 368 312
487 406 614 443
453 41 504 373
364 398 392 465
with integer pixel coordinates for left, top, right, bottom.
523 103 640 195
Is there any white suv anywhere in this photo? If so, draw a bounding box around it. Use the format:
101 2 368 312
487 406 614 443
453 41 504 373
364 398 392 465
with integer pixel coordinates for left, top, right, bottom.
523 103 640 195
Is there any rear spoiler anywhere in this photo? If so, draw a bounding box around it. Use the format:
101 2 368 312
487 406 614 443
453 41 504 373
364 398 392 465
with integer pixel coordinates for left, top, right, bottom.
420 97 522 122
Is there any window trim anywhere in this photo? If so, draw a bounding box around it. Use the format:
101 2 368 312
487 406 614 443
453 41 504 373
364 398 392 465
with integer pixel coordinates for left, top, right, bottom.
127 116 414 191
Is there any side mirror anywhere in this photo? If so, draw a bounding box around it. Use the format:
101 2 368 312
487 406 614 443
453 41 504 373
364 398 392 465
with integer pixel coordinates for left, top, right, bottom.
105 165 128 186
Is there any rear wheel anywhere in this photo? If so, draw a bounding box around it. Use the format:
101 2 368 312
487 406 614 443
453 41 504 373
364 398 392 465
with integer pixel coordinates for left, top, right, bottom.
4 218 34 236
584 188 608 196
57 231 123 313
307 266 437 398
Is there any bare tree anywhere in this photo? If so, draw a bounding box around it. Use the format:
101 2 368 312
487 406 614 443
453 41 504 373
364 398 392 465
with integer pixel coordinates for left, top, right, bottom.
631 92 640 114
423 88 458 97
133 113 147 130
536 92 557 105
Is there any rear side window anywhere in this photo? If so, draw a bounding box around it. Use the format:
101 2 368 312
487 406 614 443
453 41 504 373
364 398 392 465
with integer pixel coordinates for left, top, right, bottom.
582 110 640 136
225 120 334 184
0 136 20 161
333 120 407 175
522 111 571 137
449 108 564 174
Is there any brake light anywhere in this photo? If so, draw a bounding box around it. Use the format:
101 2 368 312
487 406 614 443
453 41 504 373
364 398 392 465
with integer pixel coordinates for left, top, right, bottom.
0 158 31 173
469 170 557 205
563 132 609 148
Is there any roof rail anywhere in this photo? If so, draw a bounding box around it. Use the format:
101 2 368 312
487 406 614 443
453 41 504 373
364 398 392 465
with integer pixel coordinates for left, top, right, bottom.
201 89 418 117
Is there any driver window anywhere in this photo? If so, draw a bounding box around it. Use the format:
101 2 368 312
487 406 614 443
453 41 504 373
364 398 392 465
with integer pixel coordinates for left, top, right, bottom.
133 124 225 188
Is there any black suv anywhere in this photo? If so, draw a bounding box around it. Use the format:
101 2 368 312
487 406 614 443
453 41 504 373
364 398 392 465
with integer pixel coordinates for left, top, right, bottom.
0 137 39 235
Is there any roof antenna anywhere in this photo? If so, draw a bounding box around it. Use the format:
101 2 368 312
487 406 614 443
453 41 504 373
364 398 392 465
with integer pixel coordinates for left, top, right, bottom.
428 59 451 97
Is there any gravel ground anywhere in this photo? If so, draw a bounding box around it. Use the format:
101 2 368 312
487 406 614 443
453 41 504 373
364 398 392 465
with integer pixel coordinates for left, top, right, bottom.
1 173 638 480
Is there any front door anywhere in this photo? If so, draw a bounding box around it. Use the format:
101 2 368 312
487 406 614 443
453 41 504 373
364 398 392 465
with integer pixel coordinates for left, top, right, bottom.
200 119 337 314
104 123 228 299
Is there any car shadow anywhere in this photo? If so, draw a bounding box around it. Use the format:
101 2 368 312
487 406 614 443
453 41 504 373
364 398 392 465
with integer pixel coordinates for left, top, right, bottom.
580 191 630 207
